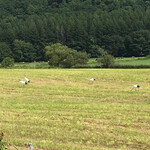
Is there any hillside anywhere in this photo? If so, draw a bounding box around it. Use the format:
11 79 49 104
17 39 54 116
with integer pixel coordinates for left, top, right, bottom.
0 0 150 62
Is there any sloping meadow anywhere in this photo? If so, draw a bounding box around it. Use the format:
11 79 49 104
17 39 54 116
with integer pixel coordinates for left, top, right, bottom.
0 69 150 150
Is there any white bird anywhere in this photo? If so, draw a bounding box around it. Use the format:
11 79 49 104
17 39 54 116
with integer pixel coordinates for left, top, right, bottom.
25 76 30 83
90 78 95 81
131 84 140 90
20 81 27 85
28 142 34 150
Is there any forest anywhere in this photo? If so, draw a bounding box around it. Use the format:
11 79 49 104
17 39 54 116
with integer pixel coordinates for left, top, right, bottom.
0 0 150 62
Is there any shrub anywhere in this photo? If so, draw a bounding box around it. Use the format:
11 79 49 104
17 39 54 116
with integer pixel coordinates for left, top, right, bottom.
45 43 89 68
1 57 15 68
97 53 115 68
61 54 74 68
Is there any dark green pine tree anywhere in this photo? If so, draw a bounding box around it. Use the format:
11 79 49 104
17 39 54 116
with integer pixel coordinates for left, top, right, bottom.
13 40 36 62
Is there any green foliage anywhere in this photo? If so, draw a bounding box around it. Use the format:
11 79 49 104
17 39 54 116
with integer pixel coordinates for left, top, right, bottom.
102 35 126 57
61 54 74 68
13 40 36 62
100 54 115 68
88 45 102 58
0 42 12 62
1 57 14 68
129 30 150 57
73 51 89 67
0 0 150 61
45 43 89 68
97 49 115 68
12 62 49 69
146 55 150 59
115 57 150 68
0 57 149 69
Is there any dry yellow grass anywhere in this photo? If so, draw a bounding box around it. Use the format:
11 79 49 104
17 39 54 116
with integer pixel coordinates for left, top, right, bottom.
0 69 150 150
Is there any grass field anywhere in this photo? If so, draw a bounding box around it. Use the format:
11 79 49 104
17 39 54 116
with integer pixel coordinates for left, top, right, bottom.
87 57 150 68
0 69 150 150
7 57 150 69
115 57 150 67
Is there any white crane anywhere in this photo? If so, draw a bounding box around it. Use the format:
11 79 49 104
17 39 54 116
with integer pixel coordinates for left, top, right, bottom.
20 81 27 85
25 76 30 83
28 142 34 150
131 84 140 90
90 78 95 81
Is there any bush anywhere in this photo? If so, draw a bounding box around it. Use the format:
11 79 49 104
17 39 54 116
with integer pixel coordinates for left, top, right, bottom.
97 53 115 68
61 54 74 68
45 43 89 68
1 57 15 68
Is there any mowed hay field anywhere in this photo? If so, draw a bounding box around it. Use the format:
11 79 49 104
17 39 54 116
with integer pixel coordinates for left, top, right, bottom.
0 69 150 150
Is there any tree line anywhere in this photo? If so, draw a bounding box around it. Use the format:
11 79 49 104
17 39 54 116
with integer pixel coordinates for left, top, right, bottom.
0 0 150 62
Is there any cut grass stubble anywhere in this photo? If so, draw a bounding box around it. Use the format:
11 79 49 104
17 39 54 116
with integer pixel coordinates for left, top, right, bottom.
0 69 150 150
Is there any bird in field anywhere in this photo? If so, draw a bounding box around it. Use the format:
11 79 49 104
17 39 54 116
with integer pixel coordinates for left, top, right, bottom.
28 142 34 150
25 76 30 83
90 78 95 81
20 80 27 85
131 84 140 90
